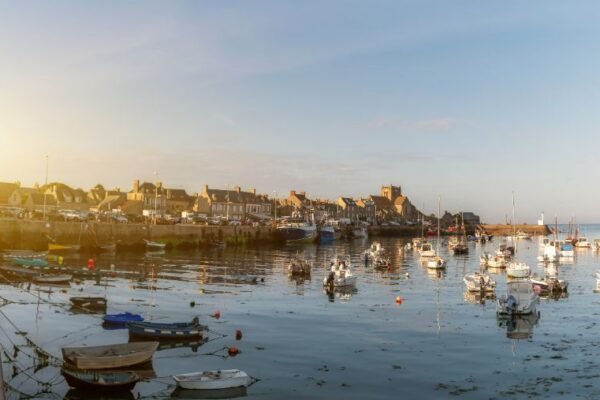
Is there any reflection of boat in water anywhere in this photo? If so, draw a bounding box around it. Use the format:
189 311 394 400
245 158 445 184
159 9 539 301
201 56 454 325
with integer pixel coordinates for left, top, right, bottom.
464 290 496 304
152 338 207 352
64 388 136 400
144 239 166 250
324 286 357 302
171 386 247 399
70 297 107 311
498 312 540 339
287 256 311 277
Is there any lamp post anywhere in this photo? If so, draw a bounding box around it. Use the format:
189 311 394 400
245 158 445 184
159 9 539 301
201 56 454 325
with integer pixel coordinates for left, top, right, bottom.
42 155 48 220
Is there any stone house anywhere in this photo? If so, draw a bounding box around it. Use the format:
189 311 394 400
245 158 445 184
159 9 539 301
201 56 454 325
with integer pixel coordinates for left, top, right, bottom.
128 180 167 217
356 198 376 222
40 182 89 211
337 197 359 221
199 185 271 221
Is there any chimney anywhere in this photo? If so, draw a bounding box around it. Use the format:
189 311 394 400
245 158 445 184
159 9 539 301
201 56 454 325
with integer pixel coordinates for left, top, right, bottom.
156 181 163 190
290 190 296 197
235 186 241 193
249 188 256 195
133 179 140 193
203 184 208 194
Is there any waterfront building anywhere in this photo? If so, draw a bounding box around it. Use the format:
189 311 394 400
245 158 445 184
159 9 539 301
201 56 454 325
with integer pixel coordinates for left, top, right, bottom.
337 197 359 221
198 185 271 221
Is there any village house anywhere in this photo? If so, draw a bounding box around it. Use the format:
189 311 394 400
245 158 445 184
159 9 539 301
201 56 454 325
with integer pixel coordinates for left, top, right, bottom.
312 199 339 222
356 198 376 222
127 180 167 217
337 197 359 221
198 185 271 221
39 182 89 211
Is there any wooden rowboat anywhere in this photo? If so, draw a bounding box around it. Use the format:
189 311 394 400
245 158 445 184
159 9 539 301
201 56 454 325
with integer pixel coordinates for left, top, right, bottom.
173 369 252 390
128 317 205 340
62 368 140 392
62 341 159 370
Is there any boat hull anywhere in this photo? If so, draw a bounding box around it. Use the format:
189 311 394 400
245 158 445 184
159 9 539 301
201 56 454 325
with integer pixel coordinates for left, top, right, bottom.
62 342 159 370
128 319 205 340
174 369 251 390
276 226 317 243
62 369 139 392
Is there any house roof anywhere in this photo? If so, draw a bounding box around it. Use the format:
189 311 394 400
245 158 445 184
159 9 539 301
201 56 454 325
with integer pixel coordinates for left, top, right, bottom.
339 197 357 207
27 193 57 206
0 182 18 203
369 195 393 209
120 200 144 215
41 182 88 203
166 188 190 201
97 194 127 211
205 189 267 204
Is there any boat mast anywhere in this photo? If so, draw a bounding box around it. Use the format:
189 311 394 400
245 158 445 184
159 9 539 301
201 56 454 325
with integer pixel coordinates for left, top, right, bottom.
437 196 441 255
512 191 516 257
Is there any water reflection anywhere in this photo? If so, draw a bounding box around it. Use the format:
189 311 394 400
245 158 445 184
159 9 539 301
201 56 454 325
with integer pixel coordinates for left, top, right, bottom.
64 389 135 400
171 386 247 399
498 312 540 339
463 290 496 305
324 286 357 302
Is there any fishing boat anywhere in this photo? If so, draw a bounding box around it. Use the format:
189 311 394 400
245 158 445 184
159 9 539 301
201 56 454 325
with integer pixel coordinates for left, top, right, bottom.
144 240 166 250
103 312 144 327
70 297 107 310
463 272 496 292
497 280 539 316
558 241 574 257
318 225 336 242
276 219 317 243
128 317 205 340
173 369 252 390
61 368 140 392
323 257 357 288
62 341 159 370
287 256 311 277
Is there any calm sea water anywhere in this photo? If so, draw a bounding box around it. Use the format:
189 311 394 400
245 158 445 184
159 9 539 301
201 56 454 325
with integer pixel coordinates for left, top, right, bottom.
2 225 600 399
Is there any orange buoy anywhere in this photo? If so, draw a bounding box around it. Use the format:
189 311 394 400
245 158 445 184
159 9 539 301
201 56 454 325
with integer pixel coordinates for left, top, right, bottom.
235 329 243 340
396 296 403 304
228 346 239 356
212 311 221 319
87 258 95 271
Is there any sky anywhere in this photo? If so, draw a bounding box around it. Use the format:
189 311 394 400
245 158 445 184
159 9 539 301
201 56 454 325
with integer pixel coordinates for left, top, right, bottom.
1 1 600 222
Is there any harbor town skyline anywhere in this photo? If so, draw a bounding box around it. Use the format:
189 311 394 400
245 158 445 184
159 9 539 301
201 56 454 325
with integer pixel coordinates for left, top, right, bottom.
3 1 600 222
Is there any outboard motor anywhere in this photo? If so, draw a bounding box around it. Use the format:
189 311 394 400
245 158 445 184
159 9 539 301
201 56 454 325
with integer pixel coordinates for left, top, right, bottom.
506 295 517 314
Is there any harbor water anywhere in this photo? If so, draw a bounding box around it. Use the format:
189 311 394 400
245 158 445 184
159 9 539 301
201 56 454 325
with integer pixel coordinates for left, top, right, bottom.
2 225 600 399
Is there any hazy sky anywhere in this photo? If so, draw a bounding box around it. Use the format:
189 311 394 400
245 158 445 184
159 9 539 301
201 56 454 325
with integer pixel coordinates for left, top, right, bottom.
2 1 600 222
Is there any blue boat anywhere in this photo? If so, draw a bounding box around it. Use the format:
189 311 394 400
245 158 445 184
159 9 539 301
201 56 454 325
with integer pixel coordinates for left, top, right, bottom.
103 312 144 328
11 257 49 267
276 220 318 243
128 317 205 340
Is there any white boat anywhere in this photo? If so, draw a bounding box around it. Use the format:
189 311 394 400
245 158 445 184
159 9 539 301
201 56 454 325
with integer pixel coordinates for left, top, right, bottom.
173 369 251 390
364 242 385 261
537 242 559 263
419 243 436 258
144 239 166 250
464 272 496 292
506 261 530 278
34 274 72 284
426 196 446 269
530 277 568 296
575 237 592 248
557 240 574 257
480 252 507 268
497 279 539 316
323 257 357 288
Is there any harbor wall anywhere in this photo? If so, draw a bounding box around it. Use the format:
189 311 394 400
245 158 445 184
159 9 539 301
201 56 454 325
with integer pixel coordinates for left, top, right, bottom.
368 225 421 237
0 219 280 250
478 224 550 236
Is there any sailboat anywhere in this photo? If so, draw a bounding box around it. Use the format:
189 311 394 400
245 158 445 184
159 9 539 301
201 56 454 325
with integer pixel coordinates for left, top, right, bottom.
426 197 446 269
506 193 531 279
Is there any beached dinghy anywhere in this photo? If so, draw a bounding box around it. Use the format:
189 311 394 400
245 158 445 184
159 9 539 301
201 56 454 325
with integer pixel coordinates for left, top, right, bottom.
62 341 159 370
62 368 140 392
173 369 252 390
128 317 205 340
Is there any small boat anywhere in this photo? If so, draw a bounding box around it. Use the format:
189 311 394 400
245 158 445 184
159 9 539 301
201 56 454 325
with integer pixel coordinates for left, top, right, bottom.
70 297 107 310
479 253 507 268
144 240 166 250
323 257 357 288
557 241 574 257
103 312 144 327
48 243 80 253
62 368 140 392
319 225 336 242
463 272 496 292
575 237 592 248
506 262 530 278
128 317 205 340
426 255 446 269
1 249 49 259
497 280 539 316
419 242 436 258
373 256 391 269
287 256 311 277
34 274 72 284
173 369 252 390
62 341 159 370
363 242 385 261
11 257 49 267
531 277 568 296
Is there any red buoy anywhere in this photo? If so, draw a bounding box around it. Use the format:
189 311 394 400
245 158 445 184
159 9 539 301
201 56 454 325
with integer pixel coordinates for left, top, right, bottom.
396 296 403 304
228 346 239 356
87 258 95 271
212 311 221 319
235 329 243 340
